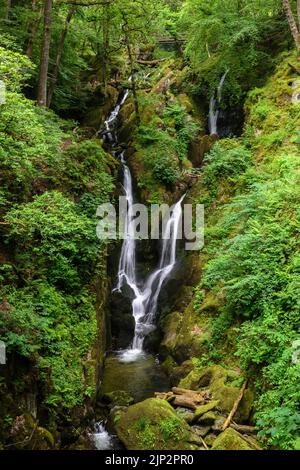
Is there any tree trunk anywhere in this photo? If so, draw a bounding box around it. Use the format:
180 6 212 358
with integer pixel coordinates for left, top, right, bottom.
37 0 53 107
297 0 300 29
102 4 110 93
283 0 300 53
121 14 140 123
5 0 11 20
47 5 75 107
26 1 43 59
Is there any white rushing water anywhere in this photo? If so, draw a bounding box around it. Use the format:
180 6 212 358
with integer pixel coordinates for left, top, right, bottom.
92 422 112 450
104 87 185 363
209 69 229 136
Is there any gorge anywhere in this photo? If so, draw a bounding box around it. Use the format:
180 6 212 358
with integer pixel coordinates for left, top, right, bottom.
0 0 300 455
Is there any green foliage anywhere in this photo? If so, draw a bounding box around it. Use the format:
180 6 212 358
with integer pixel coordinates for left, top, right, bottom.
0 46 34 91
180 0 288 105
152 155 180 185
0 282 97 410
0 44 115 420
202 142 252 197
163 103 198 160
5 191 102 290
136 100 198 187
191 56 300 449
136 417 155 448
159 417 181 442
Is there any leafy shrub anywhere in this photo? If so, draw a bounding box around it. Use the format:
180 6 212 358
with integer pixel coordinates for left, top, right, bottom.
152 155 180 185
0 282 97 410
202 142 252 196
4 191 101 290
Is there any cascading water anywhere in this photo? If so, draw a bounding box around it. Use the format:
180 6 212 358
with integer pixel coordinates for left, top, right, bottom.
92 422 113 450
104 85 185 363
209 69 229 135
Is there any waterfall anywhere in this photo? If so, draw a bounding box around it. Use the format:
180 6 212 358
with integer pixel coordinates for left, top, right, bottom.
104 85 185 363
209 69 229 136
92 422 113 450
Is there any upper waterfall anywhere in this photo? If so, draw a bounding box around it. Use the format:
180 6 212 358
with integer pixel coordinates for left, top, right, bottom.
209 69 229 136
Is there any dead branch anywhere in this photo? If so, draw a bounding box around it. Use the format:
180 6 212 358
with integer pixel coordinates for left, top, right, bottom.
222 380 248 431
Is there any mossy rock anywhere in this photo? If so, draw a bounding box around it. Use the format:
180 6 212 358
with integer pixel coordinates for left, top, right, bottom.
160 311 182 354
166 301 211 363
177 94 193 114
103 390 134 407
179 365 253 422
176 408 194 424
204 433 217 447
193 400 219 422
179 365 225 390
115 398 194 450
211 383 254 422
198 411 218 426
212 428 258 451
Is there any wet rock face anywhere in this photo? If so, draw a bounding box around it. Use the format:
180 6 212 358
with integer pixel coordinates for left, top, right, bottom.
189 134 218 167
110 290 135 349
216 106 245 137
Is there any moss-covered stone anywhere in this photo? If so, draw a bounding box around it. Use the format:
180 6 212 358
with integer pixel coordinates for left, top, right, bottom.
103 390 134 407
193 401 219 421
198 411 218 426
115 398 195 450
204 433 217 447
176 408 194 424
211 428 258 450
179 365 226 390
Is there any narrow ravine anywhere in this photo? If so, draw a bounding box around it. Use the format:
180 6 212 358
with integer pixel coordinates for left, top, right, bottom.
104 85 185 362
94 86 187 447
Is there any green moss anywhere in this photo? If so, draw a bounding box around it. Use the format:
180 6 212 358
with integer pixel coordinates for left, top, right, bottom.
212 428 259 451
193 400 220 421
115 398 194 450
103 390 134 407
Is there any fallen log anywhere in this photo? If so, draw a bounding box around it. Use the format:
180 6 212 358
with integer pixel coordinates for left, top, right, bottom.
230 422 256 435
137 58 167 66
171 395 202 410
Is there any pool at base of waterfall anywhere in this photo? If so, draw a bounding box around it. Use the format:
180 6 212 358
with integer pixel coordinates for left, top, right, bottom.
101 352 170 403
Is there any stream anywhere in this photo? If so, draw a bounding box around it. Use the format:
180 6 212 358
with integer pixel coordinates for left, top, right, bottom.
93 85 185 448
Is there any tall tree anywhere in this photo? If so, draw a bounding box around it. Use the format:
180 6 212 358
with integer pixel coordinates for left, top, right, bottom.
283 0 300 53
121 13 141 123
47 5 76 106
5 0 11 20
37 0 53 107
26 0 43 59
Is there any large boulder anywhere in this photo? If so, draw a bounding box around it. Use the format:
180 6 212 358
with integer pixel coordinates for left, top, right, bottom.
212 428 261 451
114 398 196 450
